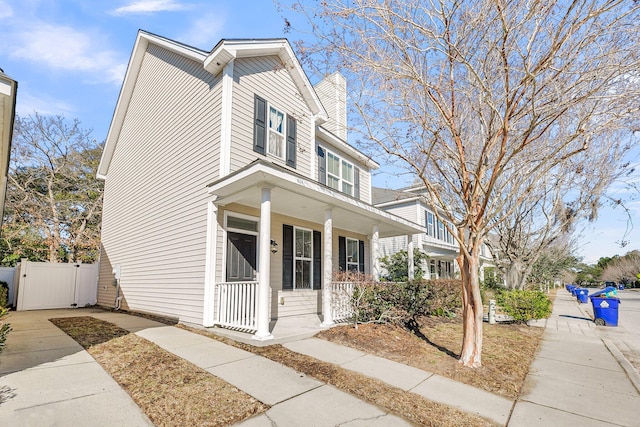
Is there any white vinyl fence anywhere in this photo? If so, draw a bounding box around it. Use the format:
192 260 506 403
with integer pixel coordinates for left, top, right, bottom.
11 259 99 310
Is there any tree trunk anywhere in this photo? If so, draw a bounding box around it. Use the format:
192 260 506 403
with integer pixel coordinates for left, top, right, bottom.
458 251 483 368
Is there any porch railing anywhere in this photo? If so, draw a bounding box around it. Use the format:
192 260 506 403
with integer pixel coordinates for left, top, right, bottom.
330 281 355 322
214 281 258 331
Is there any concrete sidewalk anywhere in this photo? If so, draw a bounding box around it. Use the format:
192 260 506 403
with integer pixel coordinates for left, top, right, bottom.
510 290 640 426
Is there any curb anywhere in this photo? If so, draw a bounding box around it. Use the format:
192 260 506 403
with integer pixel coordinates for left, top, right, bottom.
603 338 640 394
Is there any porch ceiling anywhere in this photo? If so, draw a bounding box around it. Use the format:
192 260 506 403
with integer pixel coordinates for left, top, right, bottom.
208 160 425 238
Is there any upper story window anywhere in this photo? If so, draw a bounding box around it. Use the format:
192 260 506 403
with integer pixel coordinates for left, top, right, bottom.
425 209 455 244
319 147 359 198
268 106 285 159
426 211 435 237
327 152 354 195
254 95 296 168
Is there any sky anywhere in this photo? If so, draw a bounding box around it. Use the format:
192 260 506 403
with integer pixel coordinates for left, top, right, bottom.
1 0 638 265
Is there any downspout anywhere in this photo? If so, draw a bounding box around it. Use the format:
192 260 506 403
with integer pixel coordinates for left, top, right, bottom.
113 264 122 310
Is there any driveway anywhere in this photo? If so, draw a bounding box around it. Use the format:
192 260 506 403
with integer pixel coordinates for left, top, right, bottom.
0 308 162 426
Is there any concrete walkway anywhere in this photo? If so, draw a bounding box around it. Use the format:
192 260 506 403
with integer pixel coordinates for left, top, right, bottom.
2 291 640 426
0 309 157 427
510 290 640 426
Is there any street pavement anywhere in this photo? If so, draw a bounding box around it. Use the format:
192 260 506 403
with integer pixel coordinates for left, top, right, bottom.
1 289 639 426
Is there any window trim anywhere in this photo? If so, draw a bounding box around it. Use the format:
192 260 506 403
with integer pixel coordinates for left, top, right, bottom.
294 226 313 290
324 148 356 197
267 103 286 160
223 212 260 283
346 237 359 272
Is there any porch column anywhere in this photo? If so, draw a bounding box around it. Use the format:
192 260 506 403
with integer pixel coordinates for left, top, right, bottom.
407 235 415 281
322 208 334 326
479 262 485 283
202 200 218 327
371 225 380 281
254 186 274 341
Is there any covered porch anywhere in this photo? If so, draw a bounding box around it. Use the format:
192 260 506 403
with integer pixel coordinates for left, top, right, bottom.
203 160 425 341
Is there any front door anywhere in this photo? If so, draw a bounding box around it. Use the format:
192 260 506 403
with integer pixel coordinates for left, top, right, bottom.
226 232 257 282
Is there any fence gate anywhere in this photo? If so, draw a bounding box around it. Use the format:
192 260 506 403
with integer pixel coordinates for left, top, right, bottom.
15 260 99 311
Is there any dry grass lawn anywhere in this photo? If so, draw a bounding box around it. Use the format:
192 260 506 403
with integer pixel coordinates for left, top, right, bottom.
50 317 267 427
317 316 544 399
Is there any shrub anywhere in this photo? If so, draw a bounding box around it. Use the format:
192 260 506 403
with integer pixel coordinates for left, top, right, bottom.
0 281 8 308
346 277 462 327
0 281 11 355
496 289 552 323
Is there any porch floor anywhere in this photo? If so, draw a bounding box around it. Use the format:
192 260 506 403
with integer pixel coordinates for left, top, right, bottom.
203 314 331 347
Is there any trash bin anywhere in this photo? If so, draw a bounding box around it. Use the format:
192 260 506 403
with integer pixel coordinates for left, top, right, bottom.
567 284 576 293
571 286 580 296
618 283 625 291
590 296 620 326
576 288 588 304
591 286 617 298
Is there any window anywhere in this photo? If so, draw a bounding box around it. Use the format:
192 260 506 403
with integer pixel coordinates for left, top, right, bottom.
294 227 312 289
268 106 285 159
254 95 297 168
426 211 435 237
346 238 359 272
342 160 353 194
437 220 445 240
325 150 355 196
327 152 340 190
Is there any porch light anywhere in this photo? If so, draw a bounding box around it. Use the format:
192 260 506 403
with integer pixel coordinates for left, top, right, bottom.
270 239 278 254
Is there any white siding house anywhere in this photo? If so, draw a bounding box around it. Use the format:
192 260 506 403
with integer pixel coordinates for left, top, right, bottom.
97 31 424 339
373 186 497 281
372 187 458 279
0 70 17 224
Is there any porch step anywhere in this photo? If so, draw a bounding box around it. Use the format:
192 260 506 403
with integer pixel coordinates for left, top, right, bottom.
270 314 326 344
208 314 328 347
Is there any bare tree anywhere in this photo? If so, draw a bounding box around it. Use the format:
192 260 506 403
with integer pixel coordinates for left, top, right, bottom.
486 158 617 290
1 113 103 264
287 0 640 367
601 250 640 283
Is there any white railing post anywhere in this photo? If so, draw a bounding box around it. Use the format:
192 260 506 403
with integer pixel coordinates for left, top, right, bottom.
331 281 355 322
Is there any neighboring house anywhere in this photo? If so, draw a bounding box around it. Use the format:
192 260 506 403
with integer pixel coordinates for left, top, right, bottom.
373 186 497 281
373 187 458 279
0 69 17 226
96 31 424 340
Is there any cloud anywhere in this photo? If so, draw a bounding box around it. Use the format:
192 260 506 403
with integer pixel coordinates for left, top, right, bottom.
112 0 189 15
15 92 76 117
0 1 12 19
4 23 125 85
178 12 226 48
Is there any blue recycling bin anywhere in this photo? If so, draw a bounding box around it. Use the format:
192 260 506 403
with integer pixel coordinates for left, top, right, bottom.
571 286 580 296
618 283 625 291
591 286 617 298
567 284 576 293
576 288 588 304
590 296 619 326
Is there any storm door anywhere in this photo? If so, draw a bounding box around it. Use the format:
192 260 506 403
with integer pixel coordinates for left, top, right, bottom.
226 232 257 282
